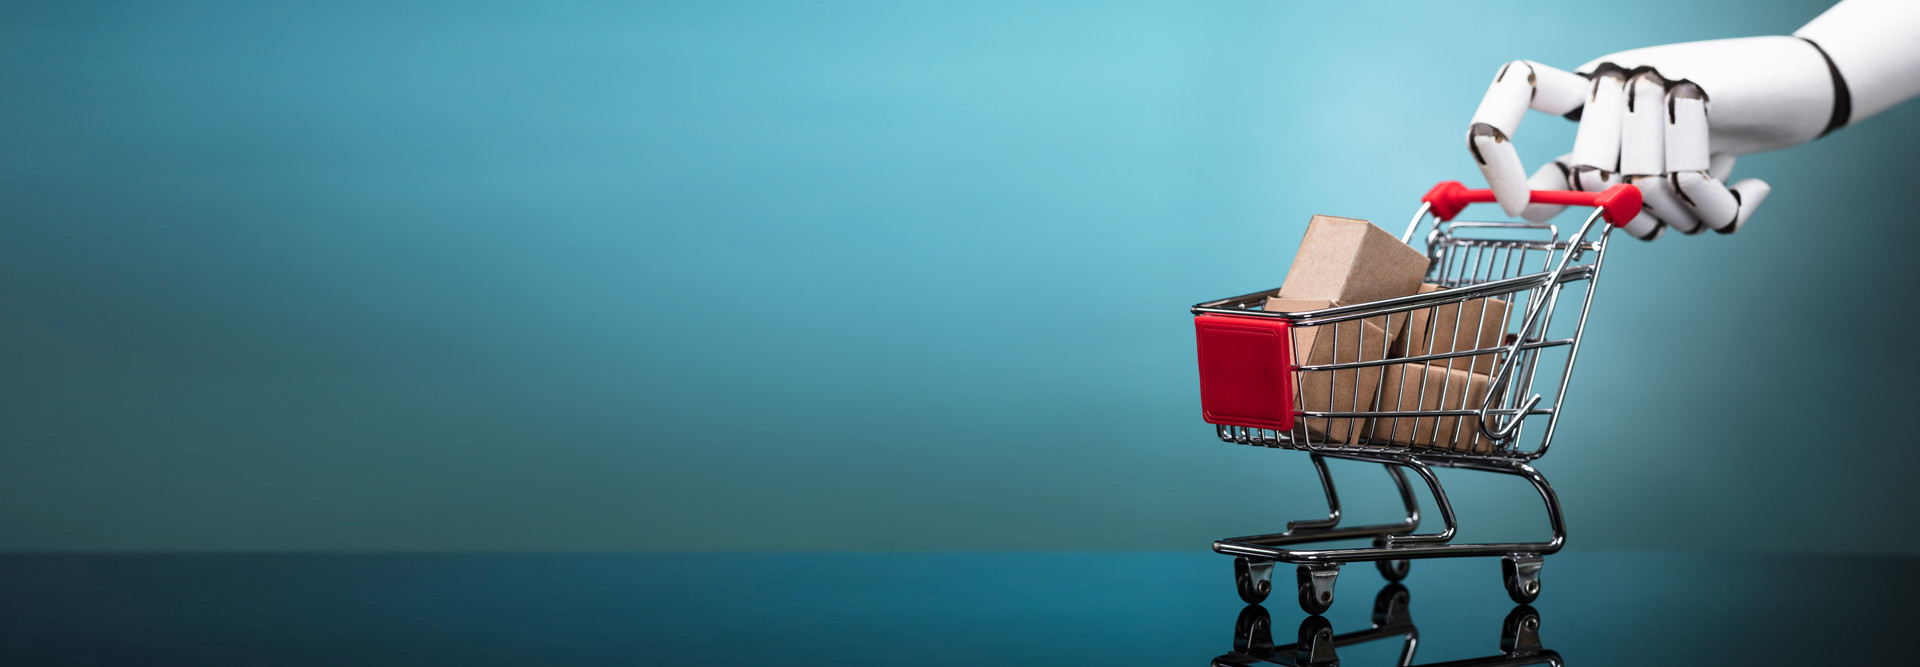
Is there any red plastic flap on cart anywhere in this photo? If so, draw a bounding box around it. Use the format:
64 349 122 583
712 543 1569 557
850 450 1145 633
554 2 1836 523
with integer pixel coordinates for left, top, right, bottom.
1195 314 1294 431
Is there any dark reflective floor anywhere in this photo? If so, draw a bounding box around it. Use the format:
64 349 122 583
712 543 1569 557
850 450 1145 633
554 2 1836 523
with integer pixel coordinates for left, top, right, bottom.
0 550 1910 665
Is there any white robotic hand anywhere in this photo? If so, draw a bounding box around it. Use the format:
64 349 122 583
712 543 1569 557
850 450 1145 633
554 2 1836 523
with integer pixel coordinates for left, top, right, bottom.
1471 45 1799 239
1467 0 1920 240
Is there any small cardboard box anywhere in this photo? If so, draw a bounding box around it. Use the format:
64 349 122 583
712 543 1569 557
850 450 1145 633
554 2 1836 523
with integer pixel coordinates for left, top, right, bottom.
1264 297 1395 443
1367 362 1495 453
1279 215 1430 306
1391 283 1511 375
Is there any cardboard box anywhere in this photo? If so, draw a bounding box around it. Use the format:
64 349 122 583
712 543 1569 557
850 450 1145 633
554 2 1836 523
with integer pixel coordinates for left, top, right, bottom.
1367 362 1495 453
1279 215 1430 306
1391 283 1511 375
1264 297 1395 443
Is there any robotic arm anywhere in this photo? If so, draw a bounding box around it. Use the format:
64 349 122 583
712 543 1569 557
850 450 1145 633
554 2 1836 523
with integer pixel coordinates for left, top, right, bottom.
1467 0 1920 239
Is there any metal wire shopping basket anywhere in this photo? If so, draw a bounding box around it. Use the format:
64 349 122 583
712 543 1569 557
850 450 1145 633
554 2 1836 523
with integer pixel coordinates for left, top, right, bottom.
1190 181 1641 614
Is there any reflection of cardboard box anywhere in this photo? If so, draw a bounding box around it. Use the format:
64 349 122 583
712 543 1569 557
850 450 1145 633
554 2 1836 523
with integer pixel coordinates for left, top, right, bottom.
1264 297 1394 443
1391 283 1511 375
1368 362 1495 453
1279 215 1430 306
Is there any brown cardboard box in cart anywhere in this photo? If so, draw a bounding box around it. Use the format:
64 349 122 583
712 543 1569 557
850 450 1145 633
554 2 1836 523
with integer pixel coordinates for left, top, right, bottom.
1390 283 1511 375
1278 215 1431 306
1263 297 1395 443
1368 362 1495 453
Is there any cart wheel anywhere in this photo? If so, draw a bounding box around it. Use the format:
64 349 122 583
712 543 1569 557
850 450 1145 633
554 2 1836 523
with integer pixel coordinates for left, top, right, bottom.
1371 583 1411 629
1234 557 1274 605
1501 556 1543 605
1295 614 1337 666
1296 564 1340 615
1500 604 1543 654
1375 558 1410 582
1232 604 1273 654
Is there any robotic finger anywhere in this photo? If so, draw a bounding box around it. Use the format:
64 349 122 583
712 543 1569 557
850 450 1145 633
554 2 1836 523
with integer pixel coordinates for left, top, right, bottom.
1469 60 1589 216
1614 69 1686 238
1672 175 1772 234
1619 70 1668 179
1633 175 1700 236
1569 67 1629 193
1708 154 1738 183
1666 82 1767 232
1520 154 1575 222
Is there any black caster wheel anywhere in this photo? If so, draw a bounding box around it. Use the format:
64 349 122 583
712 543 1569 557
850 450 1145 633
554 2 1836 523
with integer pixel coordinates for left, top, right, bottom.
1232 604 1273 654
1376 558 1410 582
1296 565 1339 615
1502 557 1543 605
1500 604 1543 654
1371 582 1411 629
1294 615 1337 666
1234 557 1274 605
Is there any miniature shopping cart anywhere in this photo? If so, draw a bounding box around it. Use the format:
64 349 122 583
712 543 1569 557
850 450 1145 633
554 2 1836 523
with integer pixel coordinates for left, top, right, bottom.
1190 181 1641 614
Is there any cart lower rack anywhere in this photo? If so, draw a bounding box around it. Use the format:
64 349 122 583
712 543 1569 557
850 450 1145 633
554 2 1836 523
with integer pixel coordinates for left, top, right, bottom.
1191 181 1639 613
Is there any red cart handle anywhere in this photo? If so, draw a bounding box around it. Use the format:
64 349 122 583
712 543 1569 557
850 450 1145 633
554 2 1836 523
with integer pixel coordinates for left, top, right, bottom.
1422 180 1642 227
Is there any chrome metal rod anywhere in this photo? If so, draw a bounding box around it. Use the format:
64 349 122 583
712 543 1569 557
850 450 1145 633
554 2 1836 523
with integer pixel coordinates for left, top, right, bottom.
1191 267 1597 323
1477 208 1607 441
1210 454 1566 564
1528 224 1612 461
1385 463 1421 532
1295 341 1571 373
1221 520 1422 548
1385 458 1456 545
1214 539 1559 564
1288 454 1342 531
1401 202 1434 243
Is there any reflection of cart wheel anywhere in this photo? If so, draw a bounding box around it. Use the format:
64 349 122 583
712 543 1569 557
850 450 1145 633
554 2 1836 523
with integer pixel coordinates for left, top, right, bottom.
1376 558 1410 582
1234 557 1274 604
1232 604 1273 654
1296 564 1339 615
1500 604 1543 654
1501 556 1543 604
1371 583 1411 628
1294 614 1337 666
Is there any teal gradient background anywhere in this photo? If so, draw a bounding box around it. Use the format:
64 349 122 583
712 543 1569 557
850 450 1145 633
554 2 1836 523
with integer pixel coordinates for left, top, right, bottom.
0 0 1910 553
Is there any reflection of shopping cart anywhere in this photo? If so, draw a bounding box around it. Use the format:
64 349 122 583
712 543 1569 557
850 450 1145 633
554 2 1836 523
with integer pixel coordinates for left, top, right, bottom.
1191 181 1641 613
1212 584 1557 667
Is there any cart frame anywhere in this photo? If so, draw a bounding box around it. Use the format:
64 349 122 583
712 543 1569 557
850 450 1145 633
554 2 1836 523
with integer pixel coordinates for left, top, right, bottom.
1191 182 1637 612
